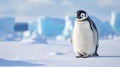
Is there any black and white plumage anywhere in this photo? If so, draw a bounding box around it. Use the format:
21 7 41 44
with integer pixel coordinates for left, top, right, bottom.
71 10 99 58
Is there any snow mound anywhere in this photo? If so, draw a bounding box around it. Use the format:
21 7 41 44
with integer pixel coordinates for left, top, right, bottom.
22 30 47 44
49 52 65 55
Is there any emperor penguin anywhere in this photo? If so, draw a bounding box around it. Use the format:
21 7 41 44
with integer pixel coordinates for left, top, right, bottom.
71 10 99 58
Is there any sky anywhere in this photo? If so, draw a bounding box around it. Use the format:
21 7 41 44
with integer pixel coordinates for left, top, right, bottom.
0 0 120 22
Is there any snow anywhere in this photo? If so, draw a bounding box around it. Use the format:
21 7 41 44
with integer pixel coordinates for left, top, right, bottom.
0 39 120 67
23 31 31 38
22 30 47 44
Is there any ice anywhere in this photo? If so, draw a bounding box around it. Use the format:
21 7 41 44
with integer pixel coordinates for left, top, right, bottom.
90 16 114 38
35 15 120 40
0 17 15 33
0 13 120 41
111 11 120 35
14 23 28 32
56 15 114 40
56 15 75 40
28 22 38 35
0 17 15 41
38 16 65 37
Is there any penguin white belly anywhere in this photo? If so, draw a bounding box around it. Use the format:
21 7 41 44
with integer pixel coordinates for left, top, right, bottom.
72 21 95 55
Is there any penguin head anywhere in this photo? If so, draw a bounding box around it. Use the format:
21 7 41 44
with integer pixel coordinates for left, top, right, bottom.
76 10 88 21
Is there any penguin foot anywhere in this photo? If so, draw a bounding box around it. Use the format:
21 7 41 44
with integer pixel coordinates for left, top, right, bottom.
76 55 83 58
76 55 91 58
93 53 99 57
82 55 91 58
76 56 82 58
76 52 84 58
76 55 92 58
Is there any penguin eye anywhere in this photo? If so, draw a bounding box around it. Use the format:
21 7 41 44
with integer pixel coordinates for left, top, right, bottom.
80 13 84 17
81 14 83 17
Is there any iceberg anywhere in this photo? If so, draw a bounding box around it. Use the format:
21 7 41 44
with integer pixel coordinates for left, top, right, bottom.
0 17 15 33
111 11 120 35
56 16 75 40
14 23 28 32
37 17 65 37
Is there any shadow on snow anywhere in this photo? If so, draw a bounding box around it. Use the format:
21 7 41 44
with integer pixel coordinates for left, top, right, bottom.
0 58 45 66
91 55 120 58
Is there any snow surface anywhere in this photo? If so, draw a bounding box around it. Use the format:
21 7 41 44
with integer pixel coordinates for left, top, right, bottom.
0 39 120 67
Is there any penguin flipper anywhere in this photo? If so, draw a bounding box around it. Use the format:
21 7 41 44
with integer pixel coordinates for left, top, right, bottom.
70 32 73 44
70 36 73 44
